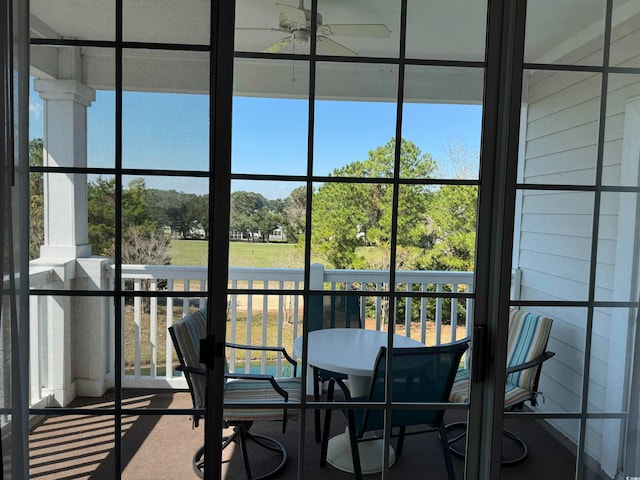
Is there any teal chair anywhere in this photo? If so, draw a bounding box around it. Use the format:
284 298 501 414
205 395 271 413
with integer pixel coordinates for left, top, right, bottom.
307 294 362 442
169 307 301 479
321 342 469 480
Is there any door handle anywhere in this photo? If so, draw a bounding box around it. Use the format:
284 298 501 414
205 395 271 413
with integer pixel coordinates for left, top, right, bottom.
471 325 487 383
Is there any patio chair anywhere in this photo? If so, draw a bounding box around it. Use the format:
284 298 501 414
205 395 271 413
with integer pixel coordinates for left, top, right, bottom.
307 294 362 442
168 307 301 479
446 309 555 465
320 342 469 480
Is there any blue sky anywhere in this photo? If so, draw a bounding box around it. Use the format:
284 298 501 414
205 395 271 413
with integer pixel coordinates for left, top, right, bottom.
29 82 482 199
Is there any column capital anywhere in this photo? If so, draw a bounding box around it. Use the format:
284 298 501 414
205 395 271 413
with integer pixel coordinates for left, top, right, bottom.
34 79 95 107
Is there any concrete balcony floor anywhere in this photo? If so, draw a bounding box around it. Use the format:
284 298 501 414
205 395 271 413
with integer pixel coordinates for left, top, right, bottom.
29 389 578 479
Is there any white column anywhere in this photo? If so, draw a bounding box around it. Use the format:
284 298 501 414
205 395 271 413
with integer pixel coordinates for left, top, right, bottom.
34 78 95 259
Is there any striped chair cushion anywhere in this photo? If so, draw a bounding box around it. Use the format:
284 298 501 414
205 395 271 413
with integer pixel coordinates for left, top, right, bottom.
171 307 301 421
170 308 208 409
224 378 301 422
506 309 552 395
449 367 470 404
448 309 553 408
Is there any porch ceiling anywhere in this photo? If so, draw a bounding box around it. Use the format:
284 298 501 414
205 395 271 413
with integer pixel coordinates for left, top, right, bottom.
29 0 609 102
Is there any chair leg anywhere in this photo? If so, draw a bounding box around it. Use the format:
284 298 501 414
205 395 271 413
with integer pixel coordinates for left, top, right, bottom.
444 421 468 458
439 423 457 480
238 426 254 479
320 405 332 467
192 445 205 478
346 410 363 480
395 426 406 457
445 421 529 466
236 424 288 480
313 367 321 443
501 429 528 465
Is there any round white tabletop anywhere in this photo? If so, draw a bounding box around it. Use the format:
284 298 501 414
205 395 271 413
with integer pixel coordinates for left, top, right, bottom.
293 328 424 381
293 328 424 474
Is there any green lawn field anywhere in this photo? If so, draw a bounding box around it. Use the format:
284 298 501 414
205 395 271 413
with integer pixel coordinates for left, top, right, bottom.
170 239 319 268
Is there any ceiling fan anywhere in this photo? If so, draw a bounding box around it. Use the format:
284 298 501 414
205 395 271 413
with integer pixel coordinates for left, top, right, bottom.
238 0 391 56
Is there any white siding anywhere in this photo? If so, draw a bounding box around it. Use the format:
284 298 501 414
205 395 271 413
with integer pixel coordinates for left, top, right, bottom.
516 11 640 475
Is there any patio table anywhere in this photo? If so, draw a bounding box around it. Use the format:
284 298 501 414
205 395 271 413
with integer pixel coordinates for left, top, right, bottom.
293 328 424 474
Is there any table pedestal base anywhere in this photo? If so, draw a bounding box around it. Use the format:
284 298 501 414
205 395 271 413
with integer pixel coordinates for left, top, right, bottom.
326 431 396 474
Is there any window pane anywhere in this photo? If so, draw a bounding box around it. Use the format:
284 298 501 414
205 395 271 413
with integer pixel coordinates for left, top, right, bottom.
402 66 483 180
521 70 602 185
316 0 400 58
406 0 487 62
595 192 638 301
314 62 398 176
524 0 606 66
30 0 115 41
602 74 640 187
235 0 400 58
29 415 116 477
121 92 209 172
229 180 305 269
233 60 309 176
513 190 594 302
609 0 640 69
123 0 209 44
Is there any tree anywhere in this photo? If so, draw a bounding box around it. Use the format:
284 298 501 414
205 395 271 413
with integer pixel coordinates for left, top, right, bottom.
29 138 44 260
282 186 306 243
311 138 437 268
147 189 208 239
121 225 171 265
421 184 477 272
88 176 117 257
229 191 267 240
87 176 171 264
254 206 283 242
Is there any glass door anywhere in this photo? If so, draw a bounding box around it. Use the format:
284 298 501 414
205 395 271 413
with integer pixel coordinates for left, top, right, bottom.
227 0 488 478
500 0 640 478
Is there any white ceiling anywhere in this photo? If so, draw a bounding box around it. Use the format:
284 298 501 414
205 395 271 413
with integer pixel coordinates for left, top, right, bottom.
29 0 626 102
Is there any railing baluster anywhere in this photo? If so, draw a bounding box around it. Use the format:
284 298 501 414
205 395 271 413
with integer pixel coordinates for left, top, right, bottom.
435 283 443 345
261 283 268 374
246 280 253 373
166 280 174 379
405 283 411 337
277 280 284 376
292 283 299 346
420 283 427 344
450 284 458 342
229 280 238 373
183 279 191 317
134 279 141 378
150 280 158 378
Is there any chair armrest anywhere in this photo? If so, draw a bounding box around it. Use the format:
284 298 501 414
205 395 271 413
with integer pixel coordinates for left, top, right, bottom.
225 342 298 377
225 372 289 401
176 365 206 376
506 351 555 375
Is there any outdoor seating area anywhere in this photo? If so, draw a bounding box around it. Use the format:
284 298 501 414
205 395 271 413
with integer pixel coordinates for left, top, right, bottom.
2 1 635 479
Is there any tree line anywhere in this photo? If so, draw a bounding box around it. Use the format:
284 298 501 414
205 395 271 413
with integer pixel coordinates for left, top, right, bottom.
29 137 477 275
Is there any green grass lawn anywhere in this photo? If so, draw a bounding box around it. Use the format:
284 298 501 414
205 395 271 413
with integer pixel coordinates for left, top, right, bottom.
170 239 323 268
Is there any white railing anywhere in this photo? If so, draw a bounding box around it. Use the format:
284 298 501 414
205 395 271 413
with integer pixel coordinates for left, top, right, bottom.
118 264 475 387
28 262 484 397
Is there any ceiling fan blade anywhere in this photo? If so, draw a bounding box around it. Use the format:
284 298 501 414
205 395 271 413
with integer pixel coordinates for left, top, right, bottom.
276 3 307 27
317 36 357 56
323 24 391 38
236 27 283 33
264 38 291 53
